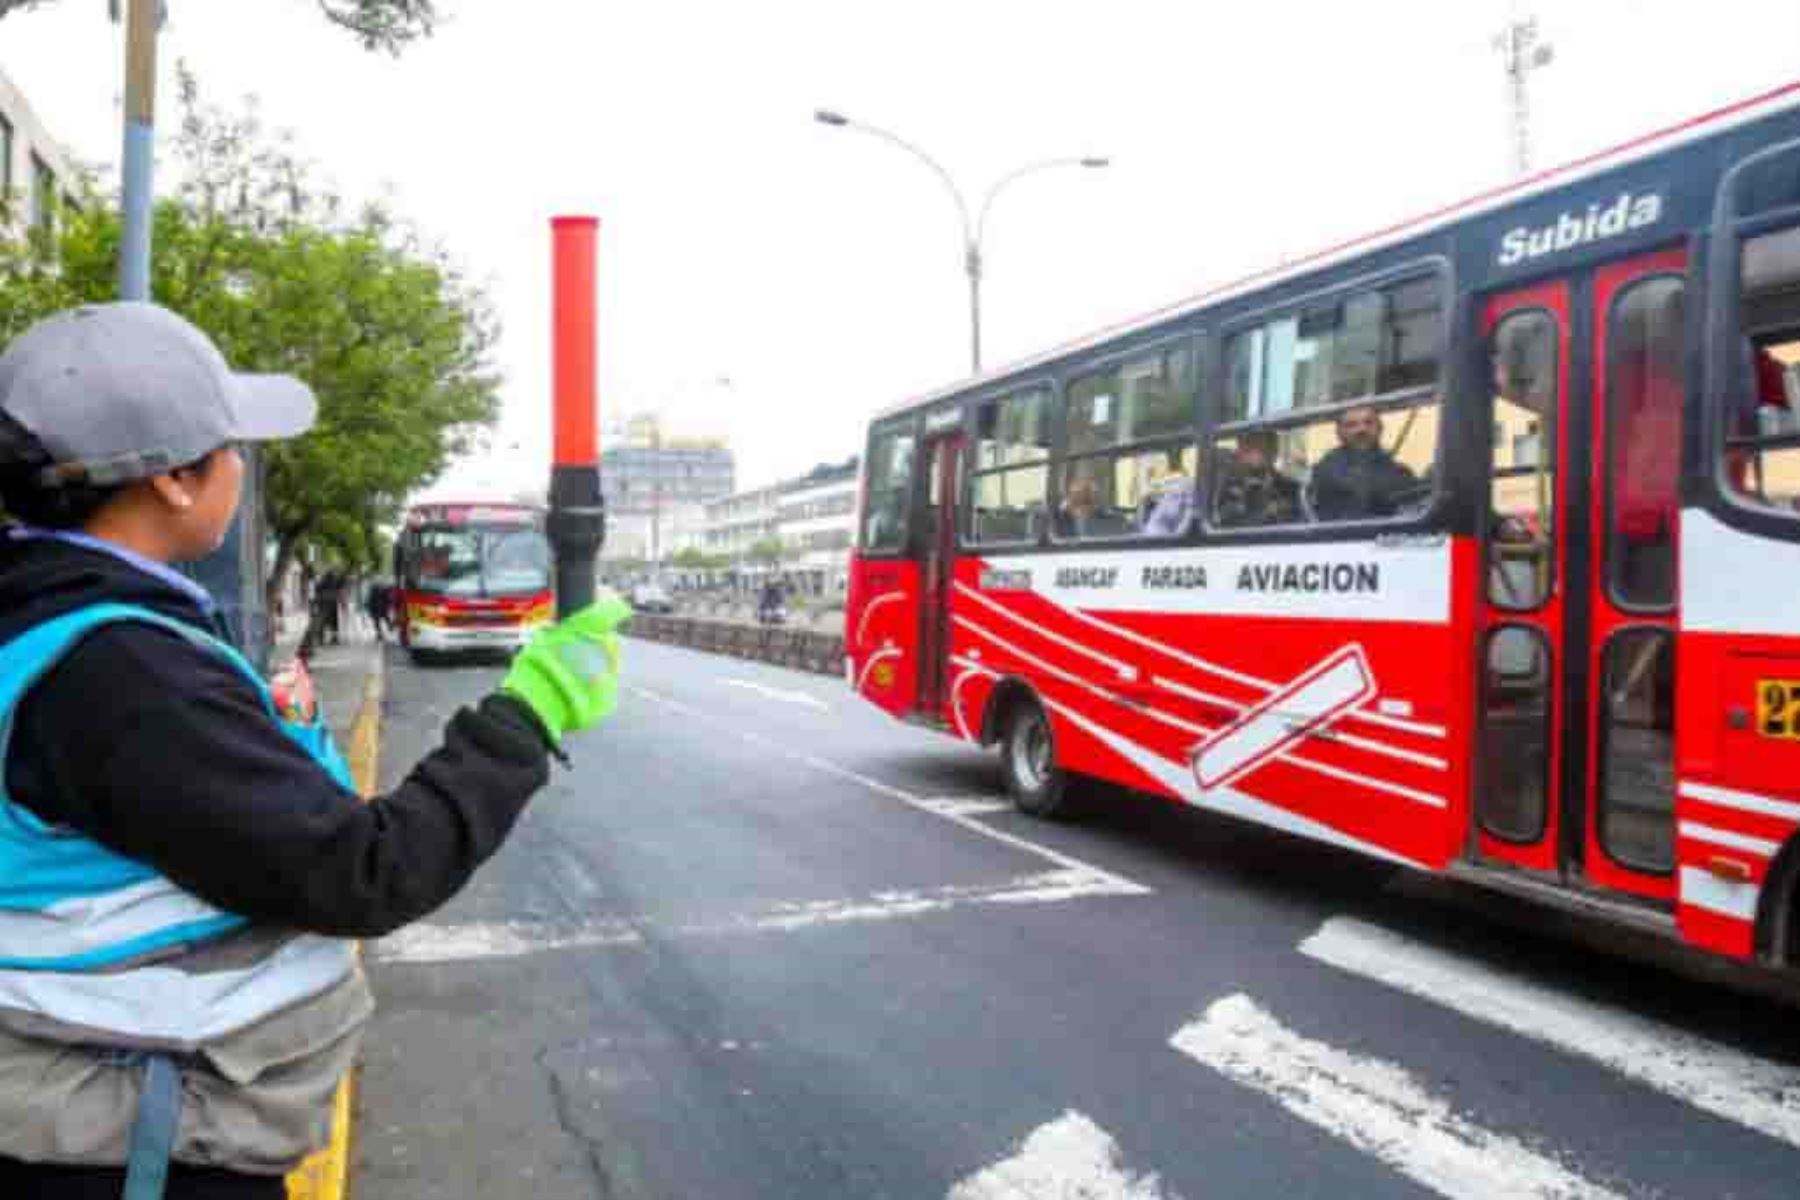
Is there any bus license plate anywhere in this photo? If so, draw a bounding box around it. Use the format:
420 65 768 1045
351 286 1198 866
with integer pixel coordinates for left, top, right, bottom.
1757 679 1800 739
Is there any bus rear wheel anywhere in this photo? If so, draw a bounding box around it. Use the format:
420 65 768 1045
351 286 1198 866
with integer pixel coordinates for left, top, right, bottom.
1002 701 1077 819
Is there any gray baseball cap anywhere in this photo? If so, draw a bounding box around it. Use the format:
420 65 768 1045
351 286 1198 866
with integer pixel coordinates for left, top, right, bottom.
0 301 317 488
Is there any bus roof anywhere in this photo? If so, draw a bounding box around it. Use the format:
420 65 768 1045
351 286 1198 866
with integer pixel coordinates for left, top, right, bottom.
873 76 1800 423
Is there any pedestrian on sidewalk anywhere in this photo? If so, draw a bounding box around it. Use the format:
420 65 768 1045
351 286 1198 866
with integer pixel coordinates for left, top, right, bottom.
0 302 629 1200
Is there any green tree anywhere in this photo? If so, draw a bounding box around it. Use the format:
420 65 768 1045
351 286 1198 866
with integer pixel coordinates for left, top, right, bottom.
0 72 499 603
746 538 787 566
0 0 438 53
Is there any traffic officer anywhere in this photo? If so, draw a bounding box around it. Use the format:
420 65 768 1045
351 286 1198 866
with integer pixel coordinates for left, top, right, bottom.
0 302 625 1199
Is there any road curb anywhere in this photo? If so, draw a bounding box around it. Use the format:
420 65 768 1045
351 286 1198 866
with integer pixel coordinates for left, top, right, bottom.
286 647 385 1200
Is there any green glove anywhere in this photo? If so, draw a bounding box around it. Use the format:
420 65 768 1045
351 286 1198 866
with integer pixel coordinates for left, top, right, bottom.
501 593 630 744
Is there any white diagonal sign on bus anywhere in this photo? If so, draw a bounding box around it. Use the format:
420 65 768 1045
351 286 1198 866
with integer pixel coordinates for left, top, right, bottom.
1192 645 1376 791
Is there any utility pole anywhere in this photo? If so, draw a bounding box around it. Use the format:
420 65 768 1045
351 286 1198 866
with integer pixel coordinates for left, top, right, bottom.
1493 14 1554 178
117 0 162 300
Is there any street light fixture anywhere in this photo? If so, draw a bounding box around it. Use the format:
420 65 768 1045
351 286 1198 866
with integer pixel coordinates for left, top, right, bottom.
814 109 1108 374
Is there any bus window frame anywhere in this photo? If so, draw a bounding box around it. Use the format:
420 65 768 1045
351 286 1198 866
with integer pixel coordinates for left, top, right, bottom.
1484 304 1561 615
1204 258 1453 539
1706 137 1800 536
1046 333 1205 548
963 376 1059 551
1601 271 1686 616
859 415 923 560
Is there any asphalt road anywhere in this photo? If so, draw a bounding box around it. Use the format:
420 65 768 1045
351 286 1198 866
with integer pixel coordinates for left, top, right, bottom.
352 638 1800 1199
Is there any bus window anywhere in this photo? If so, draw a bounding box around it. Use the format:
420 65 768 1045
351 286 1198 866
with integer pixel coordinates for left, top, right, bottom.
861 426 916 553
1725 225 1800 513
1054 343 1199 541
1598 627 1676 873
1488 311 1558 610
1216 274 1441 527
1479 625 1554 843
969 386 1051 544
1605 278 1684 609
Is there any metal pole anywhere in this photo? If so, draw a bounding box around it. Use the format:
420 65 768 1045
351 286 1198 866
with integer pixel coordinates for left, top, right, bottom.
549 216 604 617
964 243 982 374
118 0 159 301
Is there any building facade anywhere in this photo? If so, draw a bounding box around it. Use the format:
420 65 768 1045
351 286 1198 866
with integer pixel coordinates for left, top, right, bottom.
599 414 735 563
697 457 859 595
0 66 80 238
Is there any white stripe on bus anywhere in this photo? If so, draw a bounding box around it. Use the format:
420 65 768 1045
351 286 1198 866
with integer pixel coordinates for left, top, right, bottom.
1300 916 1800 1148
1678 866 1761 922
952 581 1134 677
1676 820 1782 858
853 590 905 649
1171 994 1627 1200
1678 781 1800 825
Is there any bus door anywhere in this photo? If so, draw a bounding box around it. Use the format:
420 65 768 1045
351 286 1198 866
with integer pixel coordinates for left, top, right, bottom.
916 428 965 718
1474 251 1686 903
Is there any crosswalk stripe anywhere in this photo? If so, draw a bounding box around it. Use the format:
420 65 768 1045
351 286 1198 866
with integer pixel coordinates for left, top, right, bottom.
948 1111 1175 1200
1171 994 1626 1200
1299 916 1800 1148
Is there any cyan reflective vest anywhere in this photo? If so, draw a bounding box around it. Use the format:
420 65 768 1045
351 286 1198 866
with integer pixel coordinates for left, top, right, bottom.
0 603 358 1050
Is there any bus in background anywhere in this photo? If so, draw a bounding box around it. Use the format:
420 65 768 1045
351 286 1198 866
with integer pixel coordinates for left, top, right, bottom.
845 81 1800 976
392 500 554 661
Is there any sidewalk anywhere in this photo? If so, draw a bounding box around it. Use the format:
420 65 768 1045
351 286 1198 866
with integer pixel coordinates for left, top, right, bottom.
273 611 383 747
275 613 385 1200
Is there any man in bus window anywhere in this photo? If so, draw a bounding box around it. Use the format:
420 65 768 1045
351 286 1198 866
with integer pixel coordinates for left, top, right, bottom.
1309 404 1418 521
1214 429 1300 528
1057 465 1103 537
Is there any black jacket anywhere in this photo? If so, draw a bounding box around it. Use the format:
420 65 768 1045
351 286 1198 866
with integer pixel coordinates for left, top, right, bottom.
0 533 551 937
1310 446 1419 522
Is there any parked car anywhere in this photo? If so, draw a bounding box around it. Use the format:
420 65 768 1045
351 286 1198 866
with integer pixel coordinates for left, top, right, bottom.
629 581 674 613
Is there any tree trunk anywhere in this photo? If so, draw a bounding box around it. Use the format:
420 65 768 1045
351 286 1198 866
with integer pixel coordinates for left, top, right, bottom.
265 523 311 630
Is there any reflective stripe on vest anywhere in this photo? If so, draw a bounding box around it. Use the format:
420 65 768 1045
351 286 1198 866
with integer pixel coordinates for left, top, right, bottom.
0 603 356 1047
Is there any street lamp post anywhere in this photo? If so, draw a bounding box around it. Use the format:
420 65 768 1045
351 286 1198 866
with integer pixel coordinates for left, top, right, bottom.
815 109 1106 375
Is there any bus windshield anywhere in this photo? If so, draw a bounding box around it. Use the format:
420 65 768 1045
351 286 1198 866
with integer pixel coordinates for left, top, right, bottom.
411 525 551 598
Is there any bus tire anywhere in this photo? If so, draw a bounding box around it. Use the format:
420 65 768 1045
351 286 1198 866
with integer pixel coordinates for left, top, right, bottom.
1002 700 1078 820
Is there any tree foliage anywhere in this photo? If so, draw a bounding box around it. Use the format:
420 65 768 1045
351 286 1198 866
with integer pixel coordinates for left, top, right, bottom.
0 0 439 54
0 71 499 595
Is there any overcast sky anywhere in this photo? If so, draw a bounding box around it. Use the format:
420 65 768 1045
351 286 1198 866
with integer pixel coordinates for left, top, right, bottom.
3 1 1795 497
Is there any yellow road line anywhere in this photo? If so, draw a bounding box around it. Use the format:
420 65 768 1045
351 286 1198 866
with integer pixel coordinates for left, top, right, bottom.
287 651 385 1200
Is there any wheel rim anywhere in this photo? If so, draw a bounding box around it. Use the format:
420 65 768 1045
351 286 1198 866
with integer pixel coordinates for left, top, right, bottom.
1014 712 1050 791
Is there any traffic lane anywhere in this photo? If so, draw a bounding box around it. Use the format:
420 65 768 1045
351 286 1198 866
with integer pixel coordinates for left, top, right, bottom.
361 649 1415 1198
382 653 1138 928
361 647 1800 1199
616 639 1800 1194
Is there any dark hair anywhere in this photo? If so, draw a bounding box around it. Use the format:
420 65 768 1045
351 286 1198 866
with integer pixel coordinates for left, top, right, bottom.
0 412 126 530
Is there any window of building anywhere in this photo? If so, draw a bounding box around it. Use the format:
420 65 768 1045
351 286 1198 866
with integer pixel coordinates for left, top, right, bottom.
29 153 55 237
969 385 1052 545
1215 274 1442 528
1055 342 1200 541
1605 277 1684 610
0 115 13 203
1725 224 1800 515
861 425 915 553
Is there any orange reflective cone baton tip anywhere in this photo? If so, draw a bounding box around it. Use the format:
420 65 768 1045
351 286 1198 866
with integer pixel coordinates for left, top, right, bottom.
548 215 604 617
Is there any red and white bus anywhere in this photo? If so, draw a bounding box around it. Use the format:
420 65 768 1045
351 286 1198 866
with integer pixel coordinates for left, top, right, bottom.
845 81 1800 971
392 500 554 660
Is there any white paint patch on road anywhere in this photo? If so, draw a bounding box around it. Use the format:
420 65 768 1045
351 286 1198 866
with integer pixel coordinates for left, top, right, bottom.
375 919 643 964
721 678 830 711
375 870 1142 965
916 797 1015 818
948 1111 1175 1200
1300 916 1800 1149
1172 994 1625 1200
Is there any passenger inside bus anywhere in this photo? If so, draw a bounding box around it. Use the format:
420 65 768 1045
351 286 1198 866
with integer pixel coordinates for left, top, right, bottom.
1138 447 1196 535
1308 404 1420 521
1214 429 1301 528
